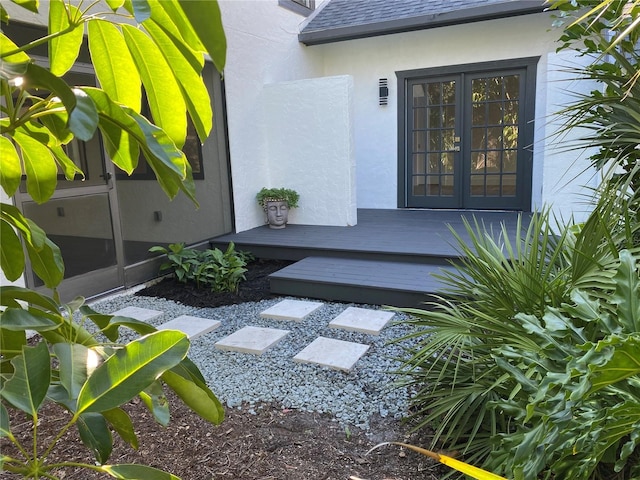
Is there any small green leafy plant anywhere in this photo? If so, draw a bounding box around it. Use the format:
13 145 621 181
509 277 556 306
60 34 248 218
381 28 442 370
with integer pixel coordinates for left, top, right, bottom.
150 242 250 293
256 187 300 209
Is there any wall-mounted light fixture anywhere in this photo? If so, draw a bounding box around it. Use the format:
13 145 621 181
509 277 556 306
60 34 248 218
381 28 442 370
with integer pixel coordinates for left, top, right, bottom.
379 78 389 106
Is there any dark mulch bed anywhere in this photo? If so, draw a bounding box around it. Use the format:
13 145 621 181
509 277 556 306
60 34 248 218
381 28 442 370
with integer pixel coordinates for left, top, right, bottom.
135 258 294 308
2 259 444 480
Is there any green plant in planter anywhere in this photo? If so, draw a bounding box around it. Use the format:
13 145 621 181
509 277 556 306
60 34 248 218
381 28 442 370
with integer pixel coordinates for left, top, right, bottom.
256 187 300 209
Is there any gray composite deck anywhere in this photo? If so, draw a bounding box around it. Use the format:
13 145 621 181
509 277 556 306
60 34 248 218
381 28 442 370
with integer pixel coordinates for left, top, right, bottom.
210 209 528 307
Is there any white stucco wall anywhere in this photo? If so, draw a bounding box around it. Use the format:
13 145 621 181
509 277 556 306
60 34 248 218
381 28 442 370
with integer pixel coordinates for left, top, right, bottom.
309 12 597 223
219 0 326 232
263 75 356 226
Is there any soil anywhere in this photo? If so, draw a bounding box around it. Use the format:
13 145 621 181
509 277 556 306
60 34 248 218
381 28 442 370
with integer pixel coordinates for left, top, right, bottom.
1 259 445 480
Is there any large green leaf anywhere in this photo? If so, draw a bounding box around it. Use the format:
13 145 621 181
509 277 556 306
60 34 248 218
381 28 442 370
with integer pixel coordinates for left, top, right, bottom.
0 285 60 312
0 327 27 359
162 368 224 425
22 62 98 141
99 464 180 479
78 412 113 464
49 0 83 76
0 308 59 331
39 109 73 144
76 330 189 414
176 0 226 73
82 87 194 202
0 34 31 62
53 343 97 399
152 0 204 54
12 127 57 203
10 0 39 14
1 203 46 250
0 342 50 416
25 235 64 288
611 249 640 332
143 20 212 143
0 135 22 197
0 403 10 438
21 120 83 180
588 335 640 394
88 19 141 112
140 380 169 426
122 24 186 148
0 222 24 281
103 408 138 449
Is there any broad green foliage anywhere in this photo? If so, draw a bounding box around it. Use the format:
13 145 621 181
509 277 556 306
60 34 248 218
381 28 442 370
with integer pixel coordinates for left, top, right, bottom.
150 242 252 293
393 186 640 479
547 0 640 194
0 0 227 478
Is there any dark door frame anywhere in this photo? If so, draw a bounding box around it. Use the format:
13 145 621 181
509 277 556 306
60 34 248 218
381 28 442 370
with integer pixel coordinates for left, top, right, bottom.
396 57 538 211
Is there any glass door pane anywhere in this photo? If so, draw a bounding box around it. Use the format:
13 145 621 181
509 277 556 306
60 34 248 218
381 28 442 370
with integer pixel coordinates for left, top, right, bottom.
466 73 521 205
23 193 117 286
407 78 460 208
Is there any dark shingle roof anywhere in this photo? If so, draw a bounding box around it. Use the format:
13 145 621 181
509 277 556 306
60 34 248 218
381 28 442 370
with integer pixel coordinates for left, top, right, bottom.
299 0 546 45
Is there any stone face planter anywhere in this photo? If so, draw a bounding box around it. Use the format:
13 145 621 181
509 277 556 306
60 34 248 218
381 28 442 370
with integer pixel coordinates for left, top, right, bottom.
264 199 290 229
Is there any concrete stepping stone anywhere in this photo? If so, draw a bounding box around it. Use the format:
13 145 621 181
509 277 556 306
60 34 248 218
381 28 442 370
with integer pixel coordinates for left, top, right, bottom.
215 326 290 355
293 337 370 372
260 299 324 322
328 307 395 335
158 315 221 340
111 306 163 322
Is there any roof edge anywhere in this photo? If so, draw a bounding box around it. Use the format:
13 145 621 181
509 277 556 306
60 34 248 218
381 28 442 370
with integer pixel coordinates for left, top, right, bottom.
299 1 547 46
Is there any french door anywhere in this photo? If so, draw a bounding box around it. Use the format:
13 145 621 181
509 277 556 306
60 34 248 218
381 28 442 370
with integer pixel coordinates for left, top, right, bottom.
400 59 536 210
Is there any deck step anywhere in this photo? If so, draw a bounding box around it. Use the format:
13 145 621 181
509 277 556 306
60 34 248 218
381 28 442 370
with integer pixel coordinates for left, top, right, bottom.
269 256 452 308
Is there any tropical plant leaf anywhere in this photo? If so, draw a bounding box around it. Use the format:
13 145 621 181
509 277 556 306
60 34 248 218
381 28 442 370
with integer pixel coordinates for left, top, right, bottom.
49 0 83 76
88 19 141 112
0 308 59 332
77 412 113 464
162 368 224 425
143 20 212 142
140 380 169 426
103 407 138 450
0 327 27 359
25 235 64 288
0 135 22 197
0 34 31 62
0 222 24 281
0 403 11 438
11 127 57 203
588 335 640 394
10 0 39 14
0 203 46 250
176 0 226 73
121 24 186 148
0 342 50 416
76 330 189 414
53 343 98 399
611 249 640 332
22 62 98 141
0 285 60 311
99 464 180 479
152 0 204 55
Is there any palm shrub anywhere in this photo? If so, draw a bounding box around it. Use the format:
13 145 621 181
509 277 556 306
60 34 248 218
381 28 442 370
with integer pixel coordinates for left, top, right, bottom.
392 182 640 479
1 0 227 477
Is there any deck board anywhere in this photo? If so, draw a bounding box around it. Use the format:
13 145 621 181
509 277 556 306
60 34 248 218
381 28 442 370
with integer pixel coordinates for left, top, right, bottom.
210 209 529 307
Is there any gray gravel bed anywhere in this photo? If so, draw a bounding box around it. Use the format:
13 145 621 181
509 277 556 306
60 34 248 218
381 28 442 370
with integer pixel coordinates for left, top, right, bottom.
88 294 420 430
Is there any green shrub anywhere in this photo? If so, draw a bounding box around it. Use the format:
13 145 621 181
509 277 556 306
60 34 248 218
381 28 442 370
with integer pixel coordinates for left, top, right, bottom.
392 186 640 479
150 242 250 293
